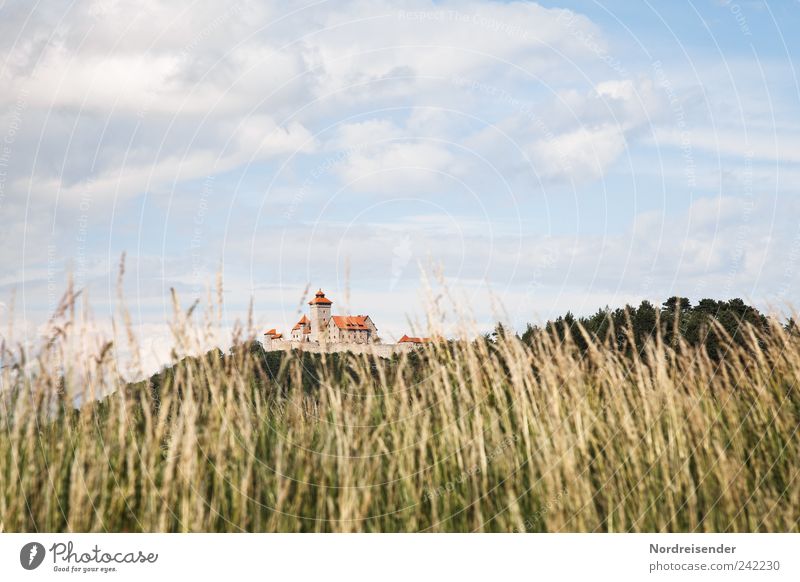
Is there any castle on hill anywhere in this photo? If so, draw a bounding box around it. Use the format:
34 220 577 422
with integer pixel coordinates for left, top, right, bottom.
263 289 428 354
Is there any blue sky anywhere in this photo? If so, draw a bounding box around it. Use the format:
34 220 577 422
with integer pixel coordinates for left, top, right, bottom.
1 0 799 370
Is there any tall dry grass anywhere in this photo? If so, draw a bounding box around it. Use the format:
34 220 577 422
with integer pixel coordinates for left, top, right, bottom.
1 284 798 532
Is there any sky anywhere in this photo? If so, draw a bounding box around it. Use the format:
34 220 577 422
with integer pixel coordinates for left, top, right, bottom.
1 0 799 372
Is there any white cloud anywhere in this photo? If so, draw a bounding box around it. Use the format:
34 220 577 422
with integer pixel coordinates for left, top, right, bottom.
335 140 459 192
325 119 405 152
232 116 317 160
528 124 626 182
14 115 315 209
595 80 637 101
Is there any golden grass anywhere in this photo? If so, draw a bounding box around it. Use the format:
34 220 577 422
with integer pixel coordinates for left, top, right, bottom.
1 285 798 532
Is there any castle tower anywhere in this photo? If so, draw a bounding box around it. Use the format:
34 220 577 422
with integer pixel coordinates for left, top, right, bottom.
308 289 332 342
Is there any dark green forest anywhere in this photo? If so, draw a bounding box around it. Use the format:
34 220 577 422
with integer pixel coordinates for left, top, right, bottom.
518 297 796 359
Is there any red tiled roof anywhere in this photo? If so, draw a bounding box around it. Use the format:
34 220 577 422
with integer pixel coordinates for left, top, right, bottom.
292 314 310 330
265 329 283 339
330 315 370 330
309 289 333 305
398 335 429 344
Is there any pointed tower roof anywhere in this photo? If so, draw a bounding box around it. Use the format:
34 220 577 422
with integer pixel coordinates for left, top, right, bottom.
309 289 333 305
292 314 310 330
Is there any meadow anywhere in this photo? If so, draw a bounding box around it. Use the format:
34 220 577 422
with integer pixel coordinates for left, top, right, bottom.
1 287 798 532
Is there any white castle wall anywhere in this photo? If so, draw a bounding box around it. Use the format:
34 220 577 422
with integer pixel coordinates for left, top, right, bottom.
262 339 417 357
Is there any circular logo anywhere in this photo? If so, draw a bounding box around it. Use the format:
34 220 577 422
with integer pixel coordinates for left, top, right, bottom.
20 542 46 570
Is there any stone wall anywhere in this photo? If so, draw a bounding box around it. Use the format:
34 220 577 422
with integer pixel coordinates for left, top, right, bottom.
262 339 417 358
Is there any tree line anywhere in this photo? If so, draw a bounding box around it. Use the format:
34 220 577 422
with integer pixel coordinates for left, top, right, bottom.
513 297 797 359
